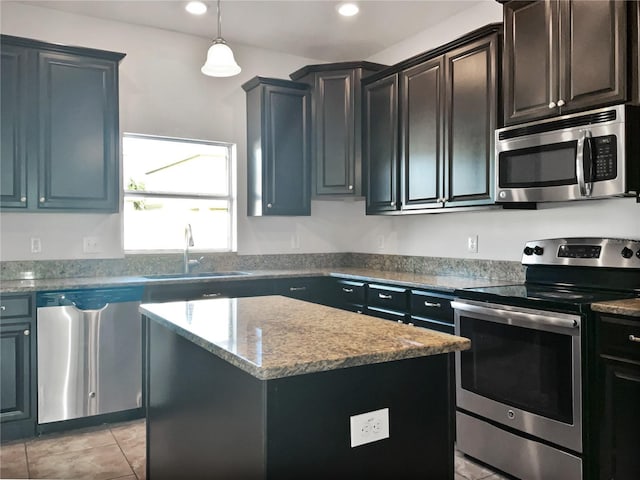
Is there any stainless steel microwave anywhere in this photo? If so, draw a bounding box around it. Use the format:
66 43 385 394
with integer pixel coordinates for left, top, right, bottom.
495 104 640 203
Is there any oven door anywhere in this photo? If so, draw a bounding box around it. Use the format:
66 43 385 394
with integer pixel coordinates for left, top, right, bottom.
452 299 582 453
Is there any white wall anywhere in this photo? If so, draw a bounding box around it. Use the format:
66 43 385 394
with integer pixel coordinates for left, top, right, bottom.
1 1 639 263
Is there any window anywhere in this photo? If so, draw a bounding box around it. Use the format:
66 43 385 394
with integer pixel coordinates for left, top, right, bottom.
122 134 235 252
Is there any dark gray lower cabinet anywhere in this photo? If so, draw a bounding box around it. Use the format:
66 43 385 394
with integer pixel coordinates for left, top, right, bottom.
243 77 311 216
596 313 640 480
0 35 125 212
0 293 36 441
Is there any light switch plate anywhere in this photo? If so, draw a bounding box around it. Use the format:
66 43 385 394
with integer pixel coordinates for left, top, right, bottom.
350 408 389 447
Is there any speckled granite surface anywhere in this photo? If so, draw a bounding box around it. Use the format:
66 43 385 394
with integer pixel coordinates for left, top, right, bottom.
1 252 524 282
592 298 640 317
140 295 470 380
0 268 512 294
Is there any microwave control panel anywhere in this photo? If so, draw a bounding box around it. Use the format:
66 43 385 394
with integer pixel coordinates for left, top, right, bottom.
593 135 617 181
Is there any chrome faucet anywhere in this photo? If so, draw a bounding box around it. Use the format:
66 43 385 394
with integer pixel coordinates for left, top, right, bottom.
184 224 197 273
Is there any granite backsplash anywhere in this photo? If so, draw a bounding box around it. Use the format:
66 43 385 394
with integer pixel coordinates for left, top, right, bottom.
0 252 525 283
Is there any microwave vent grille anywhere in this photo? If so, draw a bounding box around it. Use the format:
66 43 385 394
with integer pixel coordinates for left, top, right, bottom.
498 110 617 140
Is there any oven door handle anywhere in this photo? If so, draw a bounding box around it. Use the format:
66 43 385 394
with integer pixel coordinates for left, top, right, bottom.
451 300 580 333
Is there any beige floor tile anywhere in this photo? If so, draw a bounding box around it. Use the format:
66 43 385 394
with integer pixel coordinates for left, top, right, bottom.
28 443 133 480
455 454 499 480
26 427 116 462
111 420 145 480
0 442 29 479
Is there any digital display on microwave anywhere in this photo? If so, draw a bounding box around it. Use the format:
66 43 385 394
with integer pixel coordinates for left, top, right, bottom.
499 141 577 188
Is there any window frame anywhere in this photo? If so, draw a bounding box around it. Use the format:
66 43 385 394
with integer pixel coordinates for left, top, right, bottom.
122 132 237 253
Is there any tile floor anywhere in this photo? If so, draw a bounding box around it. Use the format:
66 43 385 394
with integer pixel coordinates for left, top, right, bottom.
0 419 508 480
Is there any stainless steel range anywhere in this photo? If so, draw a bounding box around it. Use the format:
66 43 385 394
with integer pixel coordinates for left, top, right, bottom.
452 238 640 480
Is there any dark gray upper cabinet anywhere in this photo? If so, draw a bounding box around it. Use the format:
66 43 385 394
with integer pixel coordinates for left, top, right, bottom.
443 34 498 207
503 0 628 125
363 75 399 214
290 62 386 197
243 77 311 216
400 57 445 211
0 35 125 212
1 43 28 208
363 24 501 214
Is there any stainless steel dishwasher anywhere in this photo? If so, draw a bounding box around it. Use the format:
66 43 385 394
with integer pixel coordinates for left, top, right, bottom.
36 286 144 424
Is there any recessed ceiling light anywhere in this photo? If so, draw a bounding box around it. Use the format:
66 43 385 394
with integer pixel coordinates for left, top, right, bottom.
337 3 359 17
186 1 208 15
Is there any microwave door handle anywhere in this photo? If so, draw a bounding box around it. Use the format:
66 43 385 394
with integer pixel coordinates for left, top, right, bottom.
576 129 593 197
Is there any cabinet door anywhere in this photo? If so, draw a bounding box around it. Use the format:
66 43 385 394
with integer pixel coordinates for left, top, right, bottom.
36 51 119 211
400 57 445 210
0 322 31 423
263 84 311 215
559 0 627 113
364 75 399 214
0 43 29 209
444 34 497 207
314 70 357 196
503 0 559 125
599 359 640 480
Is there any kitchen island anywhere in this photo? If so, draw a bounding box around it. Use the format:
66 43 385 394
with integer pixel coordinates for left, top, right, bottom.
141 295 470 479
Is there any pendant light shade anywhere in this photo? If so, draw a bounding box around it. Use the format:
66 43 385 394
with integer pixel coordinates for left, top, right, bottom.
201 0 241 77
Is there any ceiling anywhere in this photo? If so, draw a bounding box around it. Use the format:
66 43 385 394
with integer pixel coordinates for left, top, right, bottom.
19 0 486 61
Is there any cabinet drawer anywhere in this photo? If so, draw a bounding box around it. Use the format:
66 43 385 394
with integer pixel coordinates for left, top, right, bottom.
367 284 408 312
0 295 32 320
332 280 365 306
600 315 640 362
410 290 454 323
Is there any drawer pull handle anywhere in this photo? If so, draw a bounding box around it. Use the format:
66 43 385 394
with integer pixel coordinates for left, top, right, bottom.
342 287 354 293
378 293 392 300
630 335 640 343
0 305 5 311
424 301 441 308
24 329 30 336
289 286 307 292
203 293 222 298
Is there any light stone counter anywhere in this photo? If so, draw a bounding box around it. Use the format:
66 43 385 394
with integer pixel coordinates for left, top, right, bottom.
140 295 470 380
0 268 511 293
592 298 640 317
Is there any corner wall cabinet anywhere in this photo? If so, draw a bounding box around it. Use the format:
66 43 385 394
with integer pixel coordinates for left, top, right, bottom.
502 0 629 125
363 24 501 214
243 77 311 216
0 293 36 442
290 62 386 197
0 35 125 212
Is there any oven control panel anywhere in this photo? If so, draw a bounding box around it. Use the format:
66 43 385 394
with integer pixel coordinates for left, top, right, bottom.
522 238 640 268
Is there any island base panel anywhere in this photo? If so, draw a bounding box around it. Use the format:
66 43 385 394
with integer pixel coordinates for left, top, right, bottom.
147 319 453 479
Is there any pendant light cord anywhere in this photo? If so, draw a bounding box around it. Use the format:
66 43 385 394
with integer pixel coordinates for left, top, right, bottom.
217 0 222 39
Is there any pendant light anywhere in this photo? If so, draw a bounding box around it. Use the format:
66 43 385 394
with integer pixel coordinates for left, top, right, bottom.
201 0 241 77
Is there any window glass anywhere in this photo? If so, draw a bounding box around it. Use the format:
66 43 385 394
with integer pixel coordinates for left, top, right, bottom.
123 134 234 252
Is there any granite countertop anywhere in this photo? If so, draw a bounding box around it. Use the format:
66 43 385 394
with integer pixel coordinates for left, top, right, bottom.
592 298 640 317
0 268 509 294
140 295 471 380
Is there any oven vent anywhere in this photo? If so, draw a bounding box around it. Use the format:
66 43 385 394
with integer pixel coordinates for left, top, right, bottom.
498 110 617 140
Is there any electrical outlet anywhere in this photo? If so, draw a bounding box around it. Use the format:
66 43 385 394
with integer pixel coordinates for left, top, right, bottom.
467 235 478 253
83 236 102 253
30 237 42 254
377 235 385 251
350 408 389 447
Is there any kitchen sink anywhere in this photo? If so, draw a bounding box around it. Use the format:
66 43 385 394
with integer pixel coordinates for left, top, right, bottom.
143 271 251 280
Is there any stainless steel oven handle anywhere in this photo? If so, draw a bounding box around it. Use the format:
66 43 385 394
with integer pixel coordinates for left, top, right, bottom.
576 129 593 197
451 300 580 332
